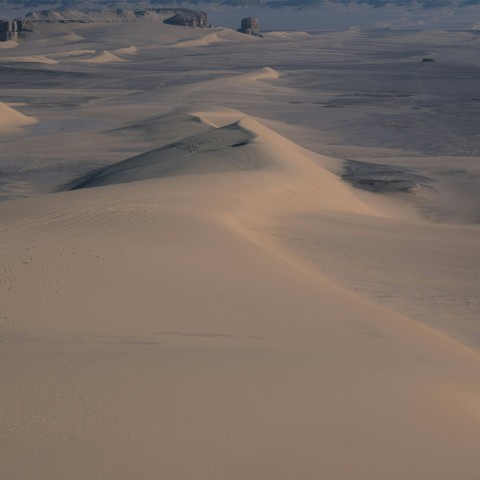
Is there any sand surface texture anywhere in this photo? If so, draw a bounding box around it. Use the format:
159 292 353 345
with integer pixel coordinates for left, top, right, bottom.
1 20 479 480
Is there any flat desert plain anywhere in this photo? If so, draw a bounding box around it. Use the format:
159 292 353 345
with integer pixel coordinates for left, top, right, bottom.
1 17 480 479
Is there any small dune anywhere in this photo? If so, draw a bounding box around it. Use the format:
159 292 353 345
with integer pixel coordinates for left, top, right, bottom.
0 40 19 49
112 46 138 55
264 31 311 39
77 50 127 63
48 49 96 58
172 33 221 48
0 55 58 64
0 101 37 134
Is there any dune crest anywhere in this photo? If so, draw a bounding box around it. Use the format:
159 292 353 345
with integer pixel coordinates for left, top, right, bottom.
0 101 37 134
49 49 96 58
58 109 411 222
264 31 311 39
0 54 58 64
60 121 257 189
242 66 280 81
173 32 221 48
112 46 138 55
78 50 127 63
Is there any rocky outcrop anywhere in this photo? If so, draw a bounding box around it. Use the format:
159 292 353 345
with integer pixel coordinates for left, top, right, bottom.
0 19 25 41
24 8 208 26
163 11 208 28
238 17 262 37
1 8 208 40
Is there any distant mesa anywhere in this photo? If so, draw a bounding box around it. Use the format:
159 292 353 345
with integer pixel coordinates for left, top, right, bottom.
22 8 208 27
238 17 263 37
164 11 208 28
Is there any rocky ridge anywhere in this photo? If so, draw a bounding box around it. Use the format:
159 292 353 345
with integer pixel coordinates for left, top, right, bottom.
1 0 478 12
24 8 208 26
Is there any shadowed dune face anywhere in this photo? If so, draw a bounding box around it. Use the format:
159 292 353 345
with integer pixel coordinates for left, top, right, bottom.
60 122 258 190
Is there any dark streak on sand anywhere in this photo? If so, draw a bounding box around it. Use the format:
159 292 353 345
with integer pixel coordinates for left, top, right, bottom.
341 159 435 193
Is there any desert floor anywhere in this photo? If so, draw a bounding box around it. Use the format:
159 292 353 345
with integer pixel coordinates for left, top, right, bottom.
1 18 479 479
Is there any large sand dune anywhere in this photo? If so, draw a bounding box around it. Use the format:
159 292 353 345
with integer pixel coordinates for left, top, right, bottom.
1 19 479 480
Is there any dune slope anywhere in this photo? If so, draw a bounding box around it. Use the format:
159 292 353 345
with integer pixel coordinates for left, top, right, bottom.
61 121 257 189
1 110 480 480
0 101 37 134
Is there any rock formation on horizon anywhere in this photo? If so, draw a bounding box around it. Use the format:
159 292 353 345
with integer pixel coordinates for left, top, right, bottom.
238 17 262 37
163 10 208 27
0 19 25 41
0 8 208 41
24 8 208 26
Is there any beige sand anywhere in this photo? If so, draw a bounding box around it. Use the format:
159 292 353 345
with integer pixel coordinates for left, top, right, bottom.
77 49 127 63
0 101 37 133
1 20 479 480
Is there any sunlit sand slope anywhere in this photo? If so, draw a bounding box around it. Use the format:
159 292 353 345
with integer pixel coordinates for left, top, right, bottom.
0 101 37 134
1 110 480 480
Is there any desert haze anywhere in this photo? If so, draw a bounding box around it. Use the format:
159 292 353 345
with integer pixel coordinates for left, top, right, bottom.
1 9 480 480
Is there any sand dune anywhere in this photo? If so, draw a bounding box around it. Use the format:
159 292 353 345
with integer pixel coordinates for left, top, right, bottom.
77 50 127 63
2 118 480 478
61 121 257 189
109 110 213 143
61 32 85 42
0 40 19 49
243 66 280 81
60 110 394 220
172 32 222 48
0 54 58 64
264 31 311 39
28 32 85 46
112 45 138 55
0 101 37 134
172 28 262 48
48 49 96 58
181 67 284 105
